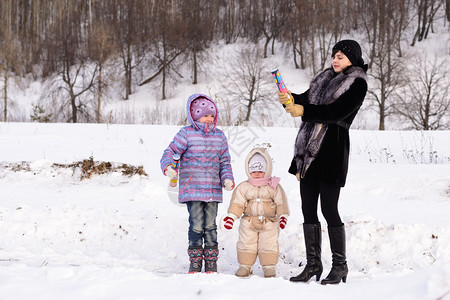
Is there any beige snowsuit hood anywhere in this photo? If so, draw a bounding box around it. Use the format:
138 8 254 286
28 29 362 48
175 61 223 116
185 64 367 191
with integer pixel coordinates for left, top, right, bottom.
244 147 273 179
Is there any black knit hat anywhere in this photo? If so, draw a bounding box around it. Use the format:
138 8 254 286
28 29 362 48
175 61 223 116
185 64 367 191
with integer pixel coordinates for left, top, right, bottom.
332 39 364 68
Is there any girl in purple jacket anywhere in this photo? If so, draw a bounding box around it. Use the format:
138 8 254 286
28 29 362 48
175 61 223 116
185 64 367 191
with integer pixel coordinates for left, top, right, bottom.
160 93 235 274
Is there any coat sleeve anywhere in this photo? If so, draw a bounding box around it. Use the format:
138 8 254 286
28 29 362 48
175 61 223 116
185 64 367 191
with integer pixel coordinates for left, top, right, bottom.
160 127 188 174
227 183 247 218
302 78 367 124
292 90 310 106
273 184 290 216
218 132 234 185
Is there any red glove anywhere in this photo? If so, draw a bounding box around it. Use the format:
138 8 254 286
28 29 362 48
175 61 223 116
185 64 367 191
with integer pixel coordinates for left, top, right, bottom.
279 216 287 229
223 216 234 230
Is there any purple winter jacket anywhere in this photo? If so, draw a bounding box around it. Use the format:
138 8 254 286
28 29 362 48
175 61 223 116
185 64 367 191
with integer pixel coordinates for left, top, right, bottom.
160 94 234 203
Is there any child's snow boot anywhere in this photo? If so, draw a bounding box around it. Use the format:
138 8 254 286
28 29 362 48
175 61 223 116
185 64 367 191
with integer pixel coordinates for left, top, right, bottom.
203 246 219 273
235 265 253 277
187 246 203 274
263 265 276 278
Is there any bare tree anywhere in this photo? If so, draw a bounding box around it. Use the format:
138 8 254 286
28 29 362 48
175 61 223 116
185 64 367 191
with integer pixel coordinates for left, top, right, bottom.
315 0 346 71
42 0 98 123
221 45 273 123
0 1 25 122
0 33 21 122
89 24 114 123
363 0 411 130
289 0 344 73
288 2 313 69
252 0 292 58
140 0 186 99
367 48 408 130
411 0 445 46
221 0 240 44
393 54 450 130
111 0 150 100
181 0 215 84
446 0 450 22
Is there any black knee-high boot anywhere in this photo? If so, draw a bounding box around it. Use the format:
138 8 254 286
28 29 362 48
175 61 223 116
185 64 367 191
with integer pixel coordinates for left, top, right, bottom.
321 225 348 285
290 223 323 282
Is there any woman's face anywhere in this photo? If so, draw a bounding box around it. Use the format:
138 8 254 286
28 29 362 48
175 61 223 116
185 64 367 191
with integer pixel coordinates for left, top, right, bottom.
332 51 352 73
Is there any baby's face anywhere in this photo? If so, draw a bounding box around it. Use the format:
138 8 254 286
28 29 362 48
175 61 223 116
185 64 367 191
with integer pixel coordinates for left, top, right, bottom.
198 114 214 124
250 171 265 179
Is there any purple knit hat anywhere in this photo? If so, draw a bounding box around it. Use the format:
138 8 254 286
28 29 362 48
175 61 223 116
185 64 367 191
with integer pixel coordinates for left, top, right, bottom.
190 97 216 121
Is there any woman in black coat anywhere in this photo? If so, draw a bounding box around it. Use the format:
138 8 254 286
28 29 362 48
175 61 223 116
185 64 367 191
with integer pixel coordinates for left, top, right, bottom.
278 40 368 285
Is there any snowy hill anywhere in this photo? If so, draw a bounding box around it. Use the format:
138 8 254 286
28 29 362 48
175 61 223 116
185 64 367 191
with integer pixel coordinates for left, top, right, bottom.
0 122 449 299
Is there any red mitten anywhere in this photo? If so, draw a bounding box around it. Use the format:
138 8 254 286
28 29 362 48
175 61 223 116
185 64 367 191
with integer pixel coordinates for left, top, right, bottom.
223 216 234 230
279 216 287 229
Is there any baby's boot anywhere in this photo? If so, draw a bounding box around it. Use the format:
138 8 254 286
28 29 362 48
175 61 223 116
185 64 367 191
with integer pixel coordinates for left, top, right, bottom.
235 265 253 277
263 265 276 278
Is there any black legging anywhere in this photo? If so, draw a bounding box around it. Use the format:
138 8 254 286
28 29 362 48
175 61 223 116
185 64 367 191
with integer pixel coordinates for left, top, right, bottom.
300 177 343 227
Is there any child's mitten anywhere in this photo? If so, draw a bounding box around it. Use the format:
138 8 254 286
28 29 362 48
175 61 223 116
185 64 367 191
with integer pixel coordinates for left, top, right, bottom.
223 179 235 191
223 217 234 229
164 166 177 179
279 215 288 229
223 213 237 230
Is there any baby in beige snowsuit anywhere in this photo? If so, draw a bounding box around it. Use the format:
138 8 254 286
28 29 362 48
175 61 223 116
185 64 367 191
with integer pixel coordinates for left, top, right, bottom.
223 147 289 278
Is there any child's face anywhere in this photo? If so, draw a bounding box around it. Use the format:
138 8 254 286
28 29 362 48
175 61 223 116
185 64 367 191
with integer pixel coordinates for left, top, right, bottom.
250 171 265 179
198 114 215 124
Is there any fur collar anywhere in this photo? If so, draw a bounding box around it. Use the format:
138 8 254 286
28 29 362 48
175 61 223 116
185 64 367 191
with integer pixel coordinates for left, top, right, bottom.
309 66 368 106
294 66 367 178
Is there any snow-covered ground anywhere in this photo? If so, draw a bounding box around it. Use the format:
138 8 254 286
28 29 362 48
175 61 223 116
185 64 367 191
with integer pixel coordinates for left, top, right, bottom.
0 122 449 299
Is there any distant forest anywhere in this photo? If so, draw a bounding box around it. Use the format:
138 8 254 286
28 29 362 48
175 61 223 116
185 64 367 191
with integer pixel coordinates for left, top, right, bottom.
0 0 449 129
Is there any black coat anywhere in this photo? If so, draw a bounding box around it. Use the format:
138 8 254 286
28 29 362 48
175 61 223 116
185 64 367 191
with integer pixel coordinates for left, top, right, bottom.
288 72 368 187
